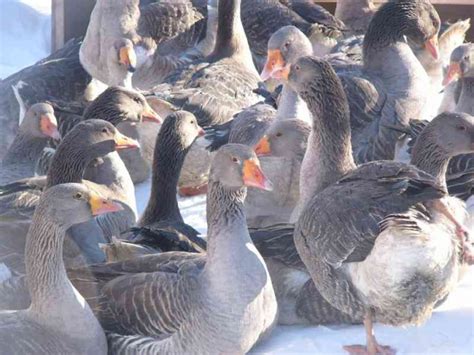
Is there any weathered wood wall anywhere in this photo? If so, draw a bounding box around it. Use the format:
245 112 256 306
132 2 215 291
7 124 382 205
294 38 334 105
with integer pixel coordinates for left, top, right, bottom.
52 0 473 51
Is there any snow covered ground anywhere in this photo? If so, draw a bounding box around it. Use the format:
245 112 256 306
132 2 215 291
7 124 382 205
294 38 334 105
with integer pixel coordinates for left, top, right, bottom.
1 0 473 354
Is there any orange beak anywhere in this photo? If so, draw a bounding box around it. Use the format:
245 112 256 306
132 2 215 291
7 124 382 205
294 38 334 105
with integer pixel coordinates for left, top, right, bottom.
425 35 439 61
114 131 140 150
119 46 137 73
242 159 273 191
254 136 271 156
89 194 123 216
142 103 162 124
261 49 290 81
443 61 462 86
40 113 61 140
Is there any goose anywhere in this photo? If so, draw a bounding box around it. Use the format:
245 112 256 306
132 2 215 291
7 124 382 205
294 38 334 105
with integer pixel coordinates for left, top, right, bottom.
265 0 441 164
335 0 377 36
68 144 278 354
125 111 206 257
247 119 310 228
0 38 91 159
35 86 161 184
443 43 474 115
0 183 122 354
0 120 139 266
0 103 59 185
80 0 212 90
241 0 344 70
285 56 471 353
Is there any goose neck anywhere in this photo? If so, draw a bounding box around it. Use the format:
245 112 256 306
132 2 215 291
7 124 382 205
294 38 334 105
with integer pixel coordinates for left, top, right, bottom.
410 134 450 189
46 143 91 188
276 85 311 124
205 179 248 258
25 212 71 313
139 135 187 225
363 2 412 65
209 0 256 74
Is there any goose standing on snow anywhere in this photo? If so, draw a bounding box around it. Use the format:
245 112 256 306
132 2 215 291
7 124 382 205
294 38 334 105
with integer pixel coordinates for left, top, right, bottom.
0 184 122 354
0 103 59 185
285 56 471 354
68 144 278 354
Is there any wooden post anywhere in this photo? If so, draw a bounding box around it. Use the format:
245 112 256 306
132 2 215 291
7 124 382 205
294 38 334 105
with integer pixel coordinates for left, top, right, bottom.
51 0 96 52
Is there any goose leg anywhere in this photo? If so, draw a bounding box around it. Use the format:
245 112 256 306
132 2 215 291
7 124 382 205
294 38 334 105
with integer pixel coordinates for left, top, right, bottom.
343 310 396 355
431 200 473 265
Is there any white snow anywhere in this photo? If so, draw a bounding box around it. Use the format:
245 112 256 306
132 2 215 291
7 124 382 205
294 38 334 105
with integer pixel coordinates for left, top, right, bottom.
0 0 51 79
2 0 473 353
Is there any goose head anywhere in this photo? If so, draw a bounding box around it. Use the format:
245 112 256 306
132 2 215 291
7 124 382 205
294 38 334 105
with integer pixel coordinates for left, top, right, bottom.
42 183 122 230
85 87 162 124
211 144 273 191
443 43 474 86
260 26 313 82
416 112 474 156
21 103 60 140
254 119 310 160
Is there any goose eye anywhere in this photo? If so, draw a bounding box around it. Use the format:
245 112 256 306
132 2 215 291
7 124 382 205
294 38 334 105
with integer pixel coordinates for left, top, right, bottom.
102 128 108 133
231 156 239 163
133 97 141 103
73 192 83 200
284 42 290 49
294 65 300 71
275 132 283 137
190 120 194 125
457 125 467 131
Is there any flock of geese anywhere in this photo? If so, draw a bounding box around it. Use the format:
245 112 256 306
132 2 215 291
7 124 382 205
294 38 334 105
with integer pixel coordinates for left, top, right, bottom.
0 0 473 354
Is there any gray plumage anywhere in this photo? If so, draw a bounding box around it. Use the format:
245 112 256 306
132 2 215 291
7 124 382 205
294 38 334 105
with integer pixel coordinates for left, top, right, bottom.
0 184 108 355
68 144 278 354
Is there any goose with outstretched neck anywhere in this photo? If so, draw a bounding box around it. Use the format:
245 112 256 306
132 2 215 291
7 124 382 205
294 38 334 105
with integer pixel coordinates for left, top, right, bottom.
286 56 471 354
0 103 60 184
0 184 121 354
127 111 207 255
68 144 277 354
0 120 139 265
264 0 441 163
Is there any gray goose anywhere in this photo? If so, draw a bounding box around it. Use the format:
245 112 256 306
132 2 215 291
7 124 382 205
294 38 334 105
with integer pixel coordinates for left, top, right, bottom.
0 103 59 185
241 0 344 70
247 119 310 228
36 86 161 184
0 120 139 266
287 56 471 353
112 111 207 261
80 0 212 90
0 38 91 160
263 0 441 163
0 183 121 354
68 144 277 354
